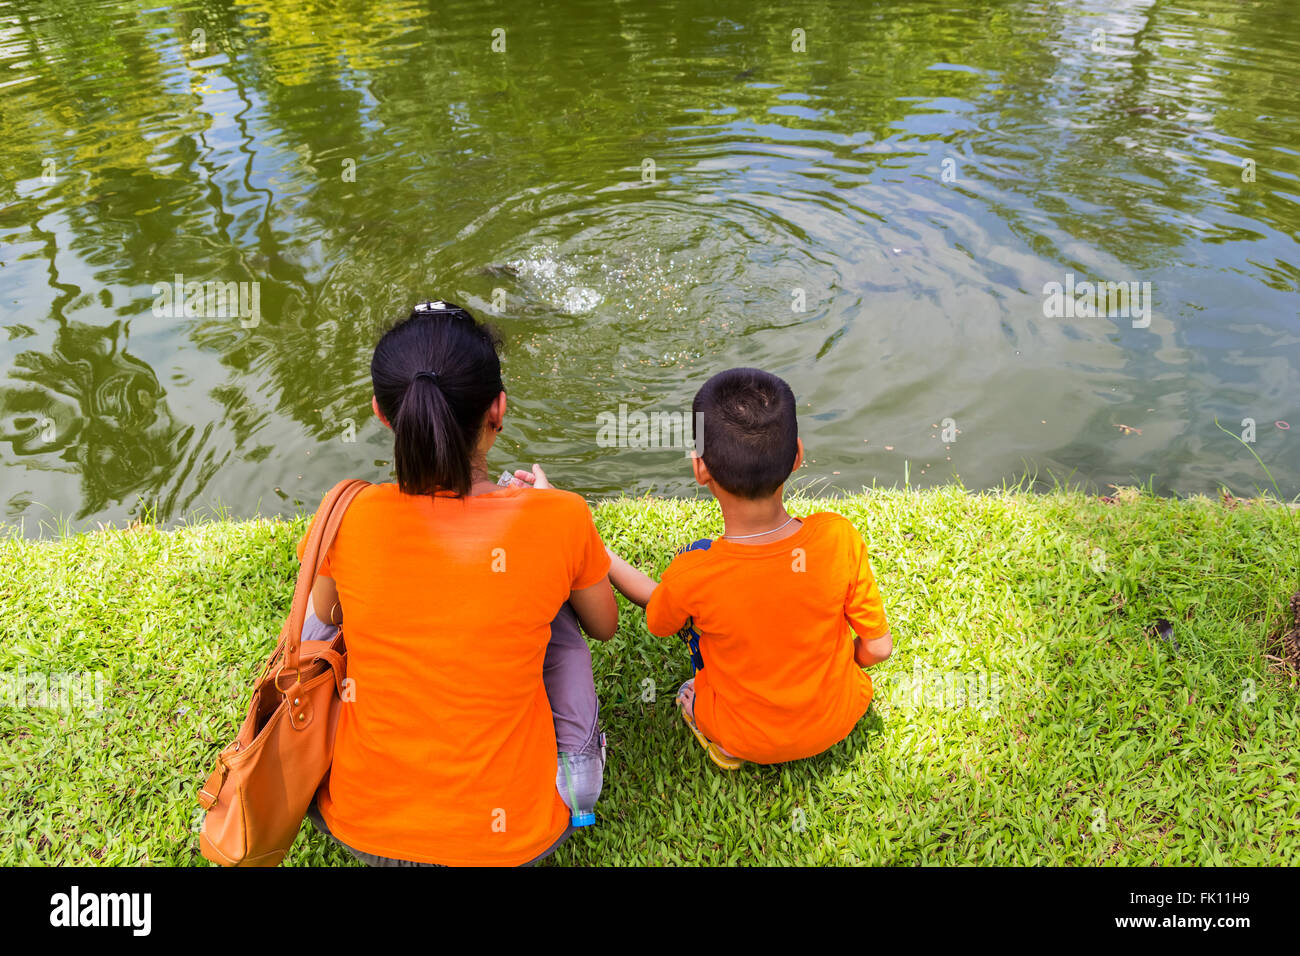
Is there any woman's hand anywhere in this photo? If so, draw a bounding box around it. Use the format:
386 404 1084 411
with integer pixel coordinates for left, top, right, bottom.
512 463 554 490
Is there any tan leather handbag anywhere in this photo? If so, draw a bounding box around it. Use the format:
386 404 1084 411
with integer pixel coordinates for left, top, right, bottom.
198 478 370 867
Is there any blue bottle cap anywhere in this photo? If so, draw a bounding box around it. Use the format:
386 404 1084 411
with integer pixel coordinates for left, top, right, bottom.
571 811 596 827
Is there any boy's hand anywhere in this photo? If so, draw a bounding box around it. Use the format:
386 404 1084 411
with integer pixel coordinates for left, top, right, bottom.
605 547 659 609
512 464 553 490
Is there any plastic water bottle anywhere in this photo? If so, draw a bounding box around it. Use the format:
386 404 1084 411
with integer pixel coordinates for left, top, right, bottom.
557 733 606 827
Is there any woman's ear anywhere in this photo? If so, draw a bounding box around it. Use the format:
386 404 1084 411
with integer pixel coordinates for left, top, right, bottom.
792 437 805 473
372 395 391 430
490 390 507 432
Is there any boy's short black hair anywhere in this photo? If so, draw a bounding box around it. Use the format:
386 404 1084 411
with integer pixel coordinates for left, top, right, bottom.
692 368 799 499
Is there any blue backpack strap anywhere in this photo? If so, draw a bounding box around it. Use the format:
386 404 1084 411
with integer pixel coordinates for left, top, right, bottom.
671 539 711 671
674 537 713 557
678 618 705 672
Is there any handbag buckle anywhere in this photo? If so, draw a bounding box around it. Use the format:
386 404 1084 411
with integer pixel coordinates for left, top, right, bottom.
273 665 300 694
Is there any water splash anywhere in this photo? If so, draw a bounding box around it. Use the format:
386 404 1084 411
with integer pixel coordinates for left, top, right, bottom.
506 245 603 315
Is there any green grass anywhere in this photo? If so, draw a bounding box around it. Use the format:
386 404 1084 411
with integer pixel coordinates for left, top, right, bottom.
2 486 1298 865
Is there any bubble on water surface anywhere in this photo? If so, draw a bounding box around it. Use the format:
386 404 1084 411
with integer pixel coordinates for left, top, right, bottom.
504 247 604 314
559 286 602 314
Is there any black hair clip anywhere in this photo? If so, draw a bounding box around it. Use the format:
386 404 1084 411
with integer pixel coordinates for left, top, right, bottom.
413 370 440 384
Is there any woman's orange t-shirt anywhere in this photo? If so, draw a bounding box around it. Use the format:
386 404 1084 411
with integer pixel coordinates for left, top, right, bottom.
645 512 888 764
296 482 609 866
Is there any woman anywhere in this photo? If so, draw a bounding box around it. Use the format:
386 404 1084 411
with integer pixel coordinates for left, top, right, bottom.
299 300 618 866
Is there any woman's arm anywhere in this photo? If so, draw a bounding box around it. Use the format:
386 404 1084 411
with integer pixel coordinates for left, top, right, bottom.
512 462 620 640
310 575 341 625
569 576 618 641
605 548 658 609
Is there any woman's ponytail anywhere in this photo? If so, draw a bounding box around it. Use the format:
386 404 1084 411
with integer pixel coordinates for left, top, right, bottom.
371 303 503 498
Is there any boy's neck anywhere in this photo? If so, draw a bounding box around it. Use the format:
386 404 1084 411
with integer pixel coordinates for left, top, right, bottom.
715 487 800 545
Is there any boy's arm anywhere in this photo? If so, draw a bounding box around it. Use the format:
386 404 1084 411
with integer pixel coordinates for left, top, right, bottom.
605 547 659 609
842 520 892 668
853 630 892 668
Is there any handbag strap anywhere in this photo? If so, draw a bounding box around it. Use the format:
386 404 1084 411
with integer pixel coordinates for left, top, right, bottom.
201 479 369 809
277 478 371 681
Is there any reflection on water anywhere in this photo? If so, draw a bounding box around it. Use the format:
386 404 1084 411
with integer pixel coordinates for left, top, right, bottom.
5 321 164 516
0 0 1298 531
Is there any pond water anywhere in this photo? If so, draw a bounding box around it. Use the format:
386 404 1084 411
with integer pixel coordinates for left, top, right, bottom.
1 0 1298 531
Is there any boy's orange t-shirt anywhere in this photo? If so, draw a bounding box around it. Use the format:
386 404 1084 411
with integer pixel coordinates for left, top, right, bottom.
645 512 888 764
295 482 610 866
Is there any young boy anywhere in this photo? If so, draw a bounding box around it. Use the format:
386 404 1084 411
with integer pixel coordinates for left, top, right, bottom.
606 368 893 769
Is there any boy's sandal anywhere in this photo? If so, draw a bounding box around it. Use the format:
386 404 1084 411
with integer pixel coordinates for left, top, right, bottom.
675 682 744 772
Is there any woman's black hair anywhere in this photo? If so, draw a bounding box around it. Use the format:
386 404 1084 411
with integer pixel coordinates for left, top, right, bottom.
371 301 504 498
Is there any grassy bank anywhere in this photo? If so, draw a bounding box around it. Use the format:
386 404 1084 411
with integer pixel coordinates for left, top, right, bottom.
2 486 1298 866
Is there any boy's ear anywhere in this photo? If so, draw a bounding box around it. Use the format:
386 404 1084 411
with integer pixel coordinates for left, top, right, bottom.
372 395 391 430
690 452 711 487
792 437 805 473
